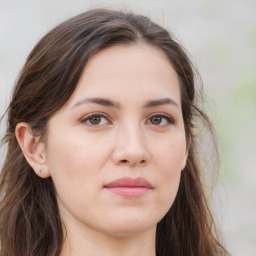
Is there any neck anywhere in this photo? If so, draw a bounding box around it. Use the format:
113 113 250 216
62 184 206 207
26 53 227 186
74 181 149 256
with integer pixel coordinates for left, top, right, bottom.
60 222 156 256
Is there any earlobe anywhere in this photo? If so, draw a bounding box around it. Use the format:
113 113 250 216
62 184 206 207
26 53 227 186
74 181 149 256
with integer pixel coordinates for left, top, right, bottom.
15 122 50 178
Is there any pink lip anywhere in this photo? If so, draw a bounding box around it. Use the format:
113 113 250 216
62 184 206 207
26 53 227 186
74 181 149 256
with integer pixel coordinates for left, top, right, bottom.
104 177 153 198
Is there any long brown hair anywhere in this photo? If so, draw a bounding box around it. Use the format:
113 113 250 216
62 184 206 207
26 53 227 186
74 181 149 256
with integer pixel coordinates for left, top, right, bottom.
0 9 229 256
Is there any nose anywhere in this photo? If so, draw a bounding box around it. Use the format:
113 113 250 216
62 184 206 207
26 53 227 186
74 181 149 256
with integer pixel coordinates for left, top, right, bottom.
112 125 150 167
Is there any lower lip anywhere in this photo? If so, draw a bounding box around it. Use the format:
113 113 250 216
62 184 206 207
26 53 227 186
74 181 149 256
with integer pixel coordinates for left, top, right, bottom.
105 187 151 198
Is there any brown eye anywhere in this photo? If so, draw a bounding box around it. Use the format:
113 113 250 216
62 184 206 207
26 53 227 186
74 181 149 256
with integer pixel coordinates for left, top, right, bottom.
150 116 162 125
147 114 174 126
89 116 101 125
81 113 110 126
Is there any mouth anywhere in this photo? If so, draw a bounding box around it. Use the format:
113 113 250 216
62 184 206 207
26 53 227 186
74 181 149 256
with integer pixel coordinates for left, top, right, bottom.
104 177 153 198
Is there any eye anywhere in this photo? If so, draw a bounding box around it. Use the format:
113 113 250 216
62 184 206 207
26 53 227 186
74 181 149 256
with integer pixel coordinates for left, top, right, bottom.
81 113 110 126
147 113 174 126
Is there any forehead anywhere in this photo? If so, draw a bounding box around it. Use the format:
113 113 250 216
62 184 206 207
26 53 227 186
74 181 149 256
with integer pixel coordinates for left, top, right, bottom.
67 44 181 107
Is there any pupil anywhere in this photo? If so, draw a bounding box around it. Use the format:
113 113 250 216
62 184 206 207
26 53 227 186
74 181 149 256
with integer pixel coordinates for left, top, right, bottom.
152 116 161 125
90 116 101 124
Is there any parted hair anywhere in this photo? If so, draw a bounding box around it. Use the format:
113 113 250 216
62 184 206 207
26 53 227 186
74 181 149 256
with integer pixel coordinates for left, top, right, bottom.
0 8 229 256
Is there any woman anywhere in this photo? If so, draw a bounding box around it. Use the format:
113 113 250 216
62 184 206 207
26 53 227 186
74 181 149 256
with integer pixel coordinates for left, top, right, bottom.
0 9 230 256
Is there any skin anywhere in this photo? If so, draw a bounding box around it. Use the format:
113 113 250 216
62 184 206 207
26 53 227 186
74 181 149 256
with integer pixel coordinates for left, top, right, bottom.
16 44 188 256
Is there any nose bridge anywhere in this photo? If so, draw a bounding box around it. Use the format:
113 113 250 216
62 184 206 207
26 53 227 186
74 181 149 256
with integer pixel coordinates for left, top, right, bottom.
112 119 149 166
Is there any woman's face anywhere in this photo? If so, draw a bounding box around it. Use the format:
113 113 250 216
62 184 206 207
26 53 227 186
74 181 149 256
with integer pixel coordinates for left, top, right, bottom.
44 44 187 237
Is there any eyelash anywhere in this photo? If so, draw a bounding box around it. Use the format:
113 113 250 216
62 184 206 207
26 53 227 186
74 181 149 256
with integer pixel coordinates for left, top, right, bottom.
80 112 174 127
147 113 175 126
80 112 111 126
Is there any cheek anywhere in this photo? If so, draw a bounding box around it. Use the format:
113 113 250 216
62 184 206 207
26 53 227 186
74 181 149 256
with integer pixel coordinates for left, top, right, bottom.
45 129 110 178
152 132 187 172
44 131 107 211
44 129 114 210
151 133 186 210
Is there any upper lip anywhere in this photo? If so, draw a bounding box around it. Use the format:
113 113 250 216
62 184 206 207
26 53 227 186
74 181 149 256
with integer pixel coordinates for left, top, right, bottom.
105 177 153 188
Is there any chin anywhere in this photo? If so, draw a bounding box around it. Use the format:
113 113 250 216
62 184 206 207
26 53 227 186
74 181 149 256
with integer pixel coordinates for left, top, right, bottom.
100 211 159 237
107 224 156 238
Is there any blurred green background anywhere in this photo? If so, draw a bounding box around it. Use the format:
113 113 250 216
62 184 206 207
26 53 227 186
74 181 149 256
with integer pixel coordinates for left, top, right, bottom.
0 0 255 255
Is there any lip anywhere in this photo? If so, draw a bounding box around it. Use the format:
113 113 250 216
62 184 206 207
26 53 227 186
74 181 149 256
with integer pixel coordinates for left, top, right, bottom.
104 177 153 198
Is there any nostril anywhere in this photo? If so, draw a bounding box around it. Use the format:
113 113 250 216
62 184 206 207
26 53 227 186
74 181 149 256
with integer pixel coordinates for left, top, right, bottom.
120 159 146 165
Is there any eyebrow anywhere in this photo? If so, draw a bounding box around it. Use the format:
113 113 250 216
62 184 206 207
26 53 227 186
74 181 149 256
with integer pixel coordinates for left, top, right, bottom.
143 98 179 108
71 97 179 109
71 97 120 109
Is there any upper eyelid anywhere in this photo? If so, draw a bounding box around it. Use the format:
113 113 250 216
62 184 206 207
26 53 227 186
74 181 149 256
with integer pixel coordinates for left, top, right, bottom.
147 112 174 121
80 111 175 123
148 114 176 128
147 112 172 118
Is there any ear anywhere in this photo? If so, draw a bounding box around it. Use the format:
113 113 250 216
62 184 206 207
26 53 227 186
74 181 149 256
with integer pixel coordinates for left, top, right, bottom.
15 122 50 178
